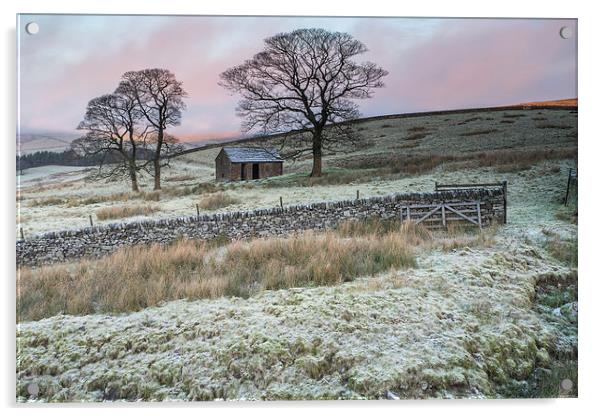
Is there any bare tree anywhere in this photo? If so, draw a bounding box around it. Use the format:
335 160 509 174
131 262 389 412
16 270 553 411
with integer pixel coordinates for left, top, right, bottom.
219 28 388 177
117 69 187 190
74 93 149 191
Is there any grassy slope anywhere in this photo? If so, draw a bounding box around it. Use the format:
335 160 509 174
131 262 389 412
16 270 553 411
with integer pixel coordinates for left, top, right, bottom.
17 108 576 235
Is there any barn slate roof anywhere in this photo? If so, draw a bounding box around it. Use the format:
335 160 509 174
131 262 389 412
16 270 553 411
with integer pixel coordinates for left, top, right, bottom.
221 147 283 163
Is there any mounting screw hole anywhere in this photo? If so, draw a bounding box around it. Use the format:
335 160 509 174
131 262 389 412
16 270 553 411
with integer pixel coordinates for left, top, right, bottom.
560 378 573 391
25 22 39 35
559 26 573 39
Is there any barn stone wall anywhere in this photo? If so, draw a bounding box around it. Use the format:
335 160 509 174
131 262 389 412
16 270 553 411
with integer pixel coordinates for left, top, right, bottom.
215 151 231 182
16 188 505 267
229 161 283 181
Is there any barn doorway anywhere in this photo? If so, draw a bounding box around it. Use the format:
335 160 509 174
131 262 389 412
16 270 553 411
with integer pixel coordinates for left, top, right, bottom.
252 163 260 180
240 163 246 180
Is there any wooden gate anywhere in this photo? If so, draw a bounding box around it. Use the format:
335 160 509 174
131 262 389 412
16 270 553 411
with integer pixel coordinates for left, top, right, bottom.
400 201 482 229
435 181 507 224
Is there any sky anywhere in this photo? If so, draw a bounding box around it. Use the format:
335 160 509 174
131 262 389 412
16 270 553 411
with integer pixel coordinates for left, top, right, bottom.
17 15 577 144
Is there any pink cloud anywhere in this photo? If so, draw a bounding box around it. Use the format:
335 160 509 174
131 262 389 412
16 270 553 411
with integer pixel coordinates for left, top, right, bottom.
18 16 577 144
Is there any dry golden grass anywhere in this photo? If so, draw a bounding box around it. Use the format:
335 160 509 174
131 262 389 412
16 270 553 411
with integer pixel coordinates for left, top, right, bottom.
165 174 197 182
198 192 240 210
28 196 66 207
475 148 576 171
95 204 160 220
519 98 577 107
17 221 433 320
16 214 29 224
544 234 578 267
163 182 223 197
17 218 500 321
66 191 161 207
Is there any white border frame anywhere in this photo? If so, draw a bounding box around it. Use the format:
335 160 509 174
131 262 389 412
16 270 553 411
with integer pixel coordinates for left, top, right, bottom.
2 1 599 415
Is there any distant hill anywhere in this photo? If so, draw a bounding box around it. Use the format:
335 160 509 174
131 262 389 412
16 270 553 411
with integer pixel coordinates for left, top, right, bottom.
17 132 81 154
18 98 577 157
518 98 578 107
173 98 578 157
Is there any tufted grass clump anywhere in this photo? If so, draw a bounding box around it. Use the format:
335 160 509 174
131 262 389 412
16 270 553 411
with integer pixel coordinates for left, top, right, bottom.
96 204 160 220
544 233 578 267
17 223 425 321
28 196 66 207
198 192 240 210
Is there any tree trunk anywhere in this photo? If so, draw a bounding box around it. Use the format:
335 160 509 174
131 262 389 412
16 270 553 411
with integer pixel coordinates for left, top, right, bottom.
127 141 140 192
310 129 322 177
129 164 139 192
153 129 164 190
153 158 161 190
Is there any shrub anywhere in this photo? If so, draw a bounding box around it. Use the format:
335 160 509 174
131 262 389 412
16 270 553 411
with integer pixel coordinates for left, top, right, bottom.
96 204 160 220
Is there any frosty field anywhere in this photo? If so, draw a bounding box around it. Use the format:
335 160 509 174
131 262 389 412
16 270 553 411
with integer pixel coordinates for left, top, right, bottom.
16 108 576 236
16 107 578 401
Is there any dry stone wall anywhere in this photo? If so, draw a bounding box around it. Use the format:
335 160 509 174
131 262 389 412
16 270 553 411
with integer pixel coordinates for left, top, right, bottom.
16 188 505 267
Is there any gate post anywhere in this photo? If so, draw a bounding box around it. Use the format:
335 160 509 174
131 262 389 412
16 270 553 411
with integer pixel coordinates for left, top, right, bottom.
502 180 508 224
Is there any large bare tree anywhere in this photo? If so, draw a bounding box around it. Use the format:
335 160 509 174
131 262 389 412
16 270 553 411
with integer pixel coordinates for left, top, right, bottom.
74 93 150 191
219 28 388 177
117 69 187 190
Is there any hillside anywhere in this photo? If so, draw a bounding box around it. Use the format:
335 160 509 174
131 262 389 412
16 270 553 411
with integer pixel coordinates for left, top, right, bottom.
17 106 577 236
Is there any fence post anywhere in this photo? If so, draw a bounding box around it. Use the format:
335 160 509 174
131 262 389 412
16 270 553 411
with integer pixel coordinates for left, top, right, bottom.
89 214 93 227
279 196 283 209
20 227 24 240
502 180 508 224
435 181 438 192
356 190 360 200
564 168 573 206
196 203 200 218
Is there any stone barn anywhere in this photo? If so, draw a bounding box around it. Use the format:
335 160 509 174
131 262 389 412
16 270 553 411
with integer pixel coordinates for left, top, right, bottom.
215 147 283 182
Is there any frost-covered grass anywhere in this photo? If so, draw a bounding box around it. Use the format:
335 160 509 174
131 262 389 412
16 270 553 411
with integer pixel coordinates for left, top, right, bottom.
544 233 578 268
16 236 575 401
15 108 578 401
